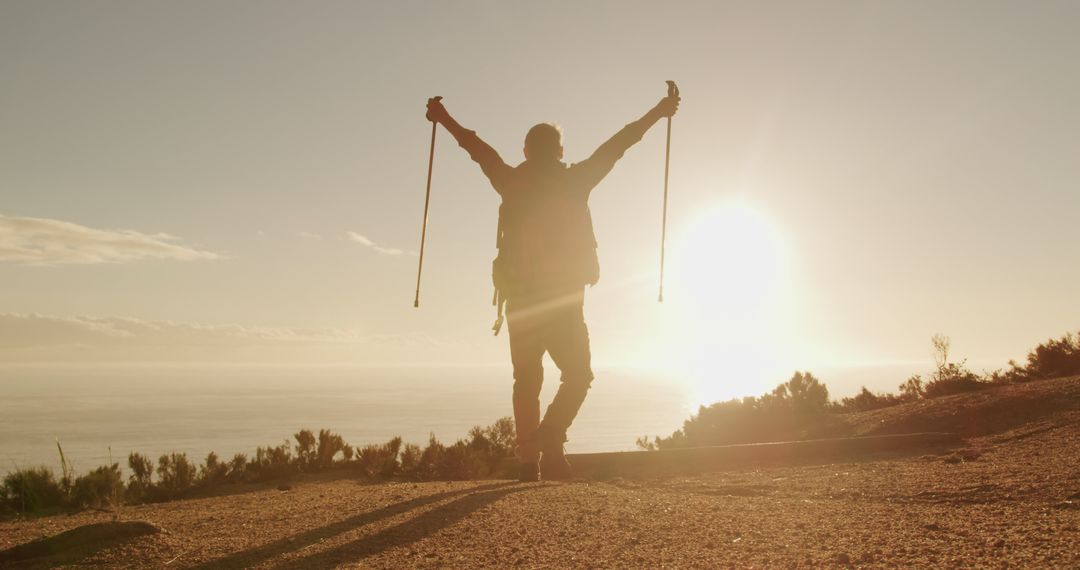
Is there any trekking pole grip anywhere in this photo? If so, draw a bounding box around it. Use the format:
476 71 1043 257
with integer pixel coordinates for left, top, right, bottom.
666 80 679 98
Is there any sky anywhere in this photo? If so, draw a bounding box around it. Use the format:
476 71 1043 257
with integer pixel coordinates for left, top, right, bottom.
2 1 1078 398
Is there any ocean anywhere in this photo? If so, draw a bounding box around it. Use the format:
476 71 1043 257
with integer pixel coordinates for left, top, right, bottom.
0 365 693 475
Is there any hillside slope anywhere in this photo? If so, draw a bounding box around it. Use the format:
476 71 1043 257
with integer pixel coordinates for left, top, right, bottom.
847 375 1080 437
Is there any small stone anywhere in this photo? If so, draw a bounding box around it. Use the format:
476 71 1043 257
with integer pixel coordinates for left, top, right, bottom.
992 539 1006 548
835 552 851 564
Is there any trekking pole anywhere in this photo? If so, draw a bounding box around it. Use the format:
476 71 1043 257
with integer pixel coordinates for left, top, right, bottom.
658 81 678 303
414 96 442 308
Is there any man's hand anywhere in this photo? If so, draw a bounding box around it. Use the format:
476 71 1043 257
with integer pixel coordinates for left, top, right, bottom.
655 94 681 119
425 97 448 124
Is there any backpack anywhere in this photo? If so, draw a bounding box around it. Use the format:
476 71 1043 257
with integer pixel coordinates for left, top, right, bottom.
490 176 599 335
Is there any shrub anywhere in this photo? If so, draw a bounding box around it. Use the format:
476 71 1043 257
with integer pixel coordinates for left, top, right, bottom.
657 372 833 448
411 434 446 481
767 371 831 416
294 429 317 471
126 452 154 502
635 436 658 451
2 466 66 514
356 437 402 478
399 443 422 474
227 453 248 483
435 441 489 480
199 452 229 489
393 418 516 481
923 362 987 397
250 441 294 481
156 453 196 499
922 334 989 398
997 332 1080 381
899 375 925 400
316 429 346 469
836 387 903 412
465 417 516 474
71 463 123 509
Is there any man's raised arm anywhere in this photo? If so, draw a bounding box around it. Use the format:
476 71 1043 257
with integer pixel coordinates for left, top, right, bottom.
575 93 681 193
426 98 512 193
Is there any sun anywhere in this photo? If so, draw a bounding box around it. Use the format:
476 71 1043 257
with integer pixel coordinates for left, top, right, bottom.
655 199 798 408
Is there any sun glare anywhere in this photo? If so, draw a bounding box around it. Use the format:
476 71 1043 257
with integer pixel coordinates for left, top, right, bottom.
657 199 798 408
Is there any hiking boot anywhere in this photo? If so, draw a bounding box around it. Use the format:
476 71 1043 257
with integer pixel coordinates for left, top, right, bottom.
518 461 540 482
539 445 573 481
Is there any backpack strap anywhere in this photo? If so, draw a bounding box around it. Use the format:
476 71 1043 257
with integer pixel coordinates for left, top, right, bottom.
491 287 505 336
491 203 506 335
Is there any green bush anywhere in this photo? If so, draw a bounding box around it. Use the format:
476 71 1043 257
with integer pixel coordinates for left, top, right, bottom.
250 441 295 481
2 466 66 514
657 372 833 448
6 418 517 516
71 463 123 509
226 453 248 483
899 375 925 400
316 429 346 469
921 334 990 397
412 434 446 481
836 387 903 412
199 452 229 489
399 443 422 473
993 332 1080 382
156 453 196 499
923 362 987 397
126 452 154 502
355 437 402 478
434 441 489 480
1025 332 1080 378
294 429 317 471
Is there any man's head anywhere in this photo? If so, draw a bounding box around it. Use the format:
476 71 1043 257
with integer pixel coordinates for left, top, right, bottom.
523 123 564 162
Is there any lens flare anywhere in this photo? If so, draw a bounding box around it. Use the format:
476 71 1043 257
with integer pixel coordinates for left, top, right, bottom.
657 199 797 408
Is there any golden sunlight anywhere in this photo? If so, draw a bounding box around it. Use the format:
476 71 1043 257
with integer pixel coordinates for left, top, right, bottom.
658 199 798 408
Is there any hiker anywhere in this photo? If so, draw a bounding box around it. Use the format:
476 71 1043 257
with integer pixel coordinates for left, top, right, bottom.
425 90 680 481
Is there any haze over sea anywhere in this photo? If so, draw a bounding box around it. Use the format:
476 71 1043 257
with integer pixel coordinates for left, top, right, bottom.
0 365 694 475
0 363 934 476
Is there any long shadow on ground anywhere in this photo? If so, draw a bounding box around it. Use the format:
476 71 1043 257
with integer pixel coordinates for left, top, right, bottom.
271 483 531 568
194 482 524 569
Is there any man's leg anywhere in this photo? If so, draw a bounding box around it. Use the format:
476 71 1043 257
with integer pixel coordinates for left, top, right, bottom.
537 290 594 453
506 301 546 471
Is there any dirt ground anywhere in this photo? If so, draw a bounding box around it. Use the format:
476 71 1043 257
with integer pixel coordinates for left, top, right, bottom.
3 378 1079 569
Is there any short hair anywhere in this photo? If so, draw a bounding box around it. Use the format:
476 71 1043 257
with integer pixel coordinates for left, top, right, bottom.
524 123 563 161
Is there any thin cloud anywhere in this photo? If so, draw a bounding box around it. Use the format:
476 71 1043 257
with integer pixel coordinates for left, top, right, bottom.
346 231 412 256
0 312 483 364
296 231 322 240
0 313 367 350
0 215 221 266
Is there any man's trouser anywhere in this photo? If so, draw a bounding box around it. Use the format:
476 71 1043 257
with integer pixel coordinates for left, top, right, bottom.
506 287 594 464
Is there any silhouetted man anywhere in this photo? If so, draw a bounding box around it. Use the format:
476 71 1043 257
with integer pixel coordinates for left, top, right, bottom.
426 90 680 481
